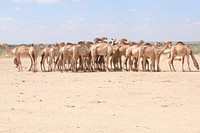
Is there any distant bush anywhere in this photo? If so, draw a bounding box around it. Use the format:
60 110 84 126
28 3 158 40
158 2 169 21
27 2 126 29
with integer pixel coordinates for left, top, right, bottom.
188 44 200 54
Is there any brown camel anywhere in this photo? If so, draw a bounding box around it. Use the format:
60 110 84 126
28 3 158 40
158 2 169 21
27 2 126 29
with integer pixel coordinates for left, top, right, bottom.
168 41 199 72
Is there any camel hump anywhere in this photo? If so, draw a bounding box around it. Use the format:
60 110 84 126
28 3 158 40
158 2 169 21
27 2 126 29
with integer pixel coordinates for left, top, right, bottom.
176 41 185 45
144 43 152 46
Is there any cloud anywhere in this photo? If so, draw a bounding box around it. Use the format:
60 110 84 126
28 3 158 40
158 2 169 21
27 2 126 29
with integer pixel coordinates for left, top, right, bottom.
129 8 137 13
12 0 60 4
36 0 60 4
14 7 23 11
59 17 85 31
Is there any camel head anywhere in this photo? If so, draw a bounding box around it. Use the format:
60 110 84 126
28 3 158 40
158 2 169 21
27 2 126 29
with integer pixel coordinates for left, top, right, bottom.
139 40 145 45
37 43 44 49
164 41 172 48
93 37 102 44
118 38 127 44
0 43 8 48
78 41 85 45
101 37 108 42
111 38 116 42
154 41 161 47
111 38 117 46
127 41 137 46
59 42 65 47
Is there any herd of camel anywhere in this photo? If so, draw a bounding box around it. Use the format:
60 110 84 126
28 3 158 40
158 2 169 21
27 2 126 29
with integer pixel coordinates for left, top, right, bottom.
0 37 199 72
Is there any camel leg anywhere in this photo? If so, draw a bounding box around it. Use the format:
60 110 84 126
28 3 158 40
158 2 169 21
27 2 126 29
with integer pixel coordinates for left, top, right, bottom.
182 56 185 72
187 54 191 71
48 59 52 72
122 57 128 71
43 59 47 72
40 60 43 72
28 55 33 71
152 58 155 72
149 59 152 72
18 58 23 72
142 57 146 72
157 56 161 72
128 56 133 71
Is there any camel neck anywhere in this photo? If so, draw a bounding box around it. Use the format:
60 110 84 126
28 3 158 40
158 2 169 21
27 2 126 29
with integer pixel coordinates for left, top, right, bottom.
4 45 13 55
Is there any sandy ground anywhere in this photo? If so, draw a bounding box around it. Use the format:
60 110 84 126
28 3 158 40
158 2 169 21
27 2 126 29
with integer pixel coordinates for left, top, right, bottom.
0 55 200 133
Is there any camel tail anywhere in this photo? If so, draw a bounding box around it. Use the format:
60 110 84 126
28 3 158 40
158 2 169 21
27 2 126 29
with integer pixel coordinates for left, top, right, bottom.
40 52 44 64
137 45 145 71
168 53 171 59
190 51 199 70
14 57 19 67
14 47 19 67
55 53 61 65
32 52 36 63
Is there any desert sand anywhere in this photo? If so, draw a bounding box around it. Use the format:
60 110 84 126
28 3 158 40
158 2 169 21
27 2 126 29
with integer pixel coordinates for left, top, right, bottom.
0 55 200 133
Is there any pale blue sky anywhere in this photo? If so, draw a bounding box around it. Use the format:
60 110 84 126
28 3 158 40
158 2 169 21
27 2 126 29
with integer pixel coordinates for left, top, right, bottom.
0 0 200 44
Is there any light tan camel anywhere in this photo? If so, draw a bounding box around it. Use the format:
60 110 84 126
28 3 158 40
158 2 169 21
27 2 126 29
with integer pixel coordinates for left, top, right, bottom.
48 44 60 71
64 43 75 71
155 41 172 71
125 40 145 71
137 41 172 72
72 41 90 72
28 44 37 72
55 44 67 72
137 42 159 72
0 43 30 57
90 37 113 71
14 43 44 72
115 38 131 70
168 41 199 72
40 45 52 71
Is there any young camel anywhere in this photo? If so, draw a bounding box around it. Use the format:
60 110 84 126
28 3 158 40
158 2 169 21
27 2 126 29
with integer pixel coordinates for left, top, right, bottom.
168 41 199 72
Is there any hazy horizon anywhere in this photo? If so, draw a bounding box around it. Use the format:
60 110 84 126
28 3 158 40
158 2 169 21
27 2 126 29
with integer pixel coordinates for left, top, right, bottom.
1 0 200 44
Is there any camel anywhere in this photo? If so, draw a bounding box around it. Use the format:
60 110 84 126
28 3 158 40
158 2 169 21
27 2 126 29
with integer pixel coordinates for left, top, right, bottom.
124 40 145 71
63 43 75 71
90 37 113 71
115 38 131 70
168 41 199 72
14 43 44 72
48 44 60 71
0 43 30 57
55 44 68 72
155 41 172 71
137 41 172 72
137 42 160 72
72 41 90 72
40 45 52 72
28 44 37 72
